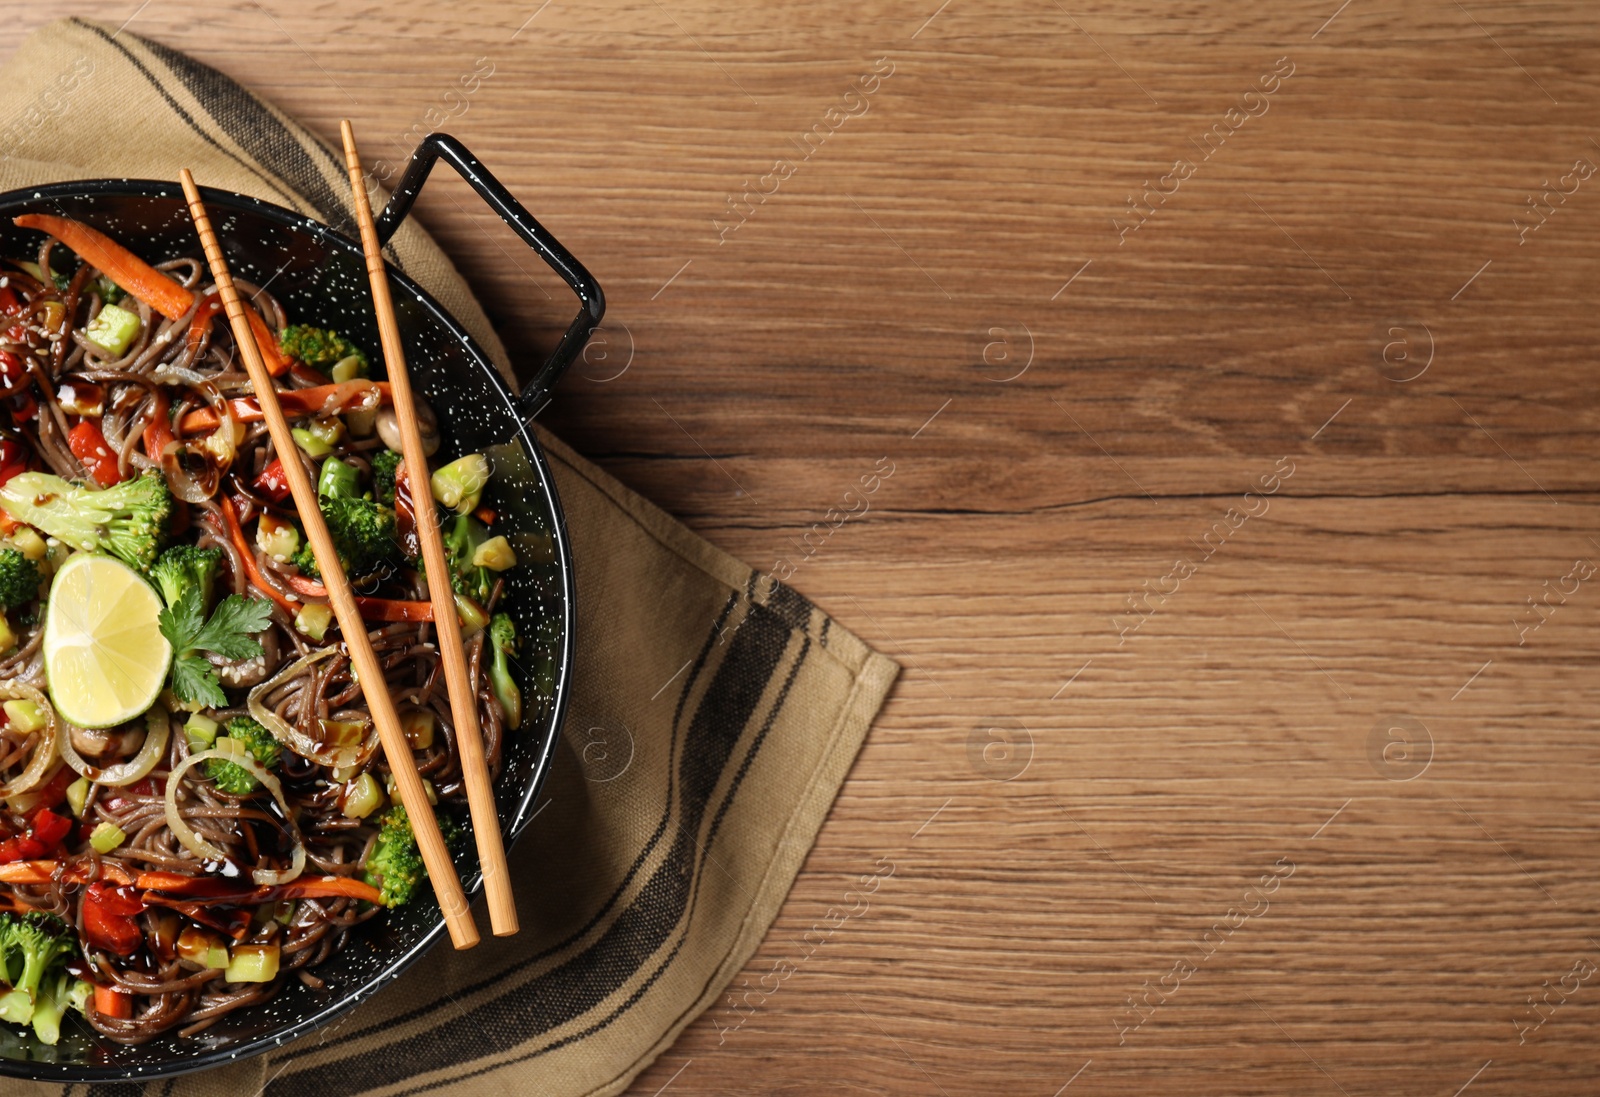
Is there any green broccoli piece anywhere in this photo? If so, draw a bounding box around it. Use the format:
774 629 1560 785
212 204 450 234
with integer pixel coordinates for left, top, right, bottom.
291 496 397 581
440 514 492 604
0 913 75 1026
29 968 90 1046
360 804 467 908
148 545 222 614
279 324 369 377
370 448 402 507
363 803 425 908
0 471 171 571
205 716 280 795
488 613 522 731
0 549 39 609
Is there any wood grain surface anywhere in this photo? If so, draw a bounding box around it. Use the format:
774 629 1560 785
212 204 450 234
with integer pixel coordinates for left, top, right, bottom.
5 2 1598 1093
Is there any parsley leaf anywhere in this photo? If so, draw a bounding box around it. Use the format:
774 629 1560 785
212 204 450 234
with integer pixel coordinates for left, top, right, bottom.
171 652 227 709
158 589 271 706
193 596 273 660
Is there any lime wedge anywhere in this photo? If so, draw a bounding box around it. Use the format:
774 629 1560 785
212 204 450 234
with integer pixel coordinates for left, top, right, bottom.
43 553 171 728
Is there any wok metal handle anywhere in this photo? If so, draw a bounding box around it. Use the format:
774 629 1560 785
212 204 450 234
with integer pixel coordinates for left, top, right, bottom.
374 133 604 421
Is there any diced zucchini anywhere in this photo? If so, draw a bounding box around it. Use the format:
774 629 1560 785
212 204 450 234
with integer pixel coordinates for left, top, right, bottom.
177 925 230 970
341 772 384 819
84 303 142 356
257 513 300 563
330 356 364 383
3 698 46 734
295 602 333 641
65 777 90 818
89 822 126 853
225 943 280 983
400 708 435 750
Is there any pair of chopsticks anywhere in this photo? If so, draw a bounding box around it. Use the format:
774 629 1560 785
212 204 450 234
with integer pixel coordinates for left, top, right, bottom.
177 120 515 951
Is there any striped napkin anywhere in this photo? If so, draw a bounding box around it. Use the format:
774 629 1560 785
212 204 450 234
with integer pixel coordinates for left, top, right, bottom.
0 18 898 1097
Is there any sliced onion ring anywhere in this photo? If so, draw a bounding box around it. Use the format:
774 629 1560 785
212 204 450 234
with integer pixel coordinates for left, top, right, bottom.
248 650 378 771
0 681 58 798
57 707 169 788
164 742 306 886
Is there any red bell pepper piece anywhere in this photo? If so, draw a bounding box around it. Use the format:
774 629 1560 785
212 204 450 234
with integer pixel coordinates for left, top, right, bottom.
0 836 44 864
12 214 195 320
67 419 123 487
82 881 146 956
29 808 71 851
143 387 174 463
254 458 292 503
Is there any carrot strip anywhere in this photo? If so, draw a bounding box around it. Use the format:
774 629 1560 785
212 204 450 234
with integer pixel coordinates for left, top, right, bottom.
92 984 133 1019
0 860 134 886
136 872 383 905
278 876 383 903
179 381 391 435
218 495 298 614
283 573 432 623
285 574 326 597
13 214 195 320
245 308 289 378
353 597 434 622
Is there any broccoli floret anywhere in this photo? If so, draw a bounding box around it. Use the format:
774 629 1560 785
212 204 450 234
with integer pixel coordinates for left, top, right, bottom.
279 324 368 376
440 514 492 604
488 613 522 731
148 545 222 614
204 716 280 795
29 968 89 1045
0 471 171 571
370 448 402 507
363 803 425 908
360 804 467 908
291 496 397 581
0 549 39 609
0 913 75 1026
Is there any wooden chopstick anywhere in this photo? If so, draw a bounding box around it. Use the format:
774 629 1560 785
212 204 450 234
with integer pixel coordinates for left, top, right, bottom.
178 169 481 952
338 121 518 937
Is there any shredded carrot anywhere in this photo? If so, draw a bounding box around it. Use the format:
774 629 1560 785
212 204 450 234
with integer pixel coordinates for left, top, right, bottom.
136 871 383 905
245 308 289 378
283 574 434 623
13 214 195 320
278 876 383 903
0 860 134 886
218 496 298 614
353 597 434 623
285 574 326 597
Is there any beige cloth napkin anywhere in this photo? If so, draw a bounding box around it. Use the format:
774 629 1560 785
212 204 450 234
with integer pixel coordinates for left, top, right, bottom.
0 18 898 1097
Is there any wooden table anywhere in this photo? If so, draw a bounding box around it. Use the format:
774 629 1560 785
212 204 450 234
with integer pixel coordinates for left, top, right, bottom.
8 3 1599 1092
